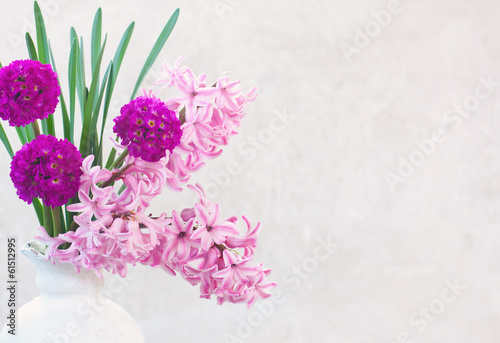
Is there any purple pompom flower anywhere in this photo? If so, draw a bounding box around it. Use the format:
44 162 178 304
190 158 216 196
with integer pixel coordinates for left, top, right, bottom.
0 60 61 127
10 135 83 208
113 96 182 162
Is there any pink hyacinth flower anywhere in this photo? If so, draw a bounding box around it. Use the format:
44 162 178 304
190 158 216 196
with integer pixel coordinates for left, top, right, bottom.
191 203 238 251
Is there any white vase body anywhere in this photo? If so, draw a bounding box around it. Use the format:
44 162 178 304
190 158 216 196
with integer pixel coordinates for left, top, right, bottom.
0 242 145 343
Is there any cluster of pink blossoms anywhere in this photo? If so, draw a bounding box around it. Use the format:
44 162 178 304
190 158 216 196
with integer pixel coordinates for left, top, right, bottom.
37 155 275 307
157 56 258 190
36 59 275 307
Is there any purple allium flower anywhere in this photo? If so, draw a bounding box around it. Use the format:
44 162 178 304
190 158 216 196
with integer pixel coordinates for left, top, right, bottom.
113 96 182 162
0 60 61 127
10 135 83 208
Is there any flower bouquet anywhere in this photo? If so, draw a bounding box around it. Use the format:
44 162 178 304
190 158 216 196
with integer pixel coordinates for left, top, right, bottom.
0 0 275 324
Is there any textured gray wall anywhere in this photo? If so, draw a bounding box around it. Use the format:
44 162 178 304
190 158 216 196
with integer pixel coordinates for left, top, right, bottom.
0 0 499 342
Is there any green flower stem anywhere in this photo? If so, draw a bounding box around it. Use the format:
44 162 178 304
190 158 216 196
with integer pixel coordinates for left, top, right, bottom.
43 205 53 237
108 149 129 170
52 207 62 237
31 120 41 137
67 219 78 232
118 183 127 194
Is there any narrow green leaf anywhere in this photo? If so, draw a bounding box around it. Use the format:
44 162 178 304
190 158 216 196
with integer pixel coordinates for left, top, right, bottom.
40 114 55 137
93 62 112 122
79 37 107 157
40 117 49 135
60 97 70 140
43 205 53 237
25 33 39 61
91 8 102 77
90 62 111 160
76 36 87 120
49 43 71 140
32 198 44 226
96 64 114 166
70 27 77 45
100 22 134 133
24 124 35 142
34 0 54 136
112 22 135 85
68 38 78 143
52 207 62 237
64 196 77 233
97 22 135 167
131 9 179 99
48 114 55 136
15 127 27 145
105 148 117 169
58 206 66 234
0 123 14 158
34 1 49 64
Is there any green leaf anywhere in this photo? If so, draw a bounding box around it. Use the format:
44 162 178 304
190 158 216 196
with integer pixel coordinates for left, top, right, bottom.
68 39 78 143
15 127 27 145
34 2 55 136
130 8 179 99
70 27 77 47
93 61 112 123
91 8 102 77
75 35 87 120
0 122 14 158
112 22 135 85
43 205 53 237
64 196 78 233
105 148 117 169
51 207 63 237
25 33 39 61
40 117 49 135
60 97 70 140
58 206 66 234
24 124 35 142
97 22 135 167
79 37 107 157
34 1 49 64
90 61 112 160
40 114 55 137
96 64 114 166
101 21 134 130
32 198 44 226
49 43 71 141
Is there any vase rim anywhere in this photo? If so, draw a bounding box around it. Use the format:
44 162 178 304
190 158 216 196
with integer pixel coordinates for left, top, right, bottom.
22 240 48 260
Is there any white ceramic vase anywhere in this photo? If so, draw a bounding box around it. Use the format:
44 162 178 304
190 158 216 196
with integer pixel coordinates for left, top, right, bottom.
0 241 145 343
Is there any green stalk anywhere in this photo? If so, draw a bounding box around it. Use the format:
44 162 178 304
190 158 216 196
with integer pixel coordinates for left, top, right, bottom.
43 205 53 237
58 206 67 234
31 121 41 137
24 124 35 142
108 149 129 170
105 148 117 169
52 207 62 237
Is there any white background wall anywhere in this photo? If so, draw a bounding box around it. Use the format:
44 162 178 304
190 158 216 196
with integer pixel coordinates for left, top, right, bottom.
1 0 500 342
